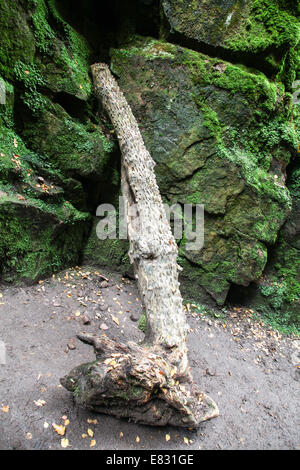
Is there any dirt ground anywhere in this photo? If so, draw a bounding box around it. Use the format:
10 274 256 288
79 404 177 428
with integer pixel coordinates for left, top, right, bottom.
0 266 299 450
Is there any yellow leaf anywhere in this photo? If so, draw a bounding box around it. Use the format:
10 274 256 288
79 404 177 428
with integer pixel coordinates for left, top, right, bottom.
87 428 94 437
34 399 46 407
112 316 119 326
166 434 171 442
52 423 66 436
1 405 9 413
90 439 96 447
81 434 87 439
87 419 98 425
61 438 70 448
136 436 140 443
184 437 189 445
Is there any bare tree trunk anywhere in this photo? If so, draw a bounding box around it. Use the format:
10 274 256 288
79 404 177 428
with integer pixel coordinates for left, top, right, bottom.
60 63 219 428
92 63 188 376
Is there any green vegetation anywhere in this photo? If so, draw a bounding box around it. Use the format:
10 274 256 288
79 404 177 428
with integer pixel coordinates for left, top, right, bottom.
138 314 147 333
0 1 299 336
226 0 299 53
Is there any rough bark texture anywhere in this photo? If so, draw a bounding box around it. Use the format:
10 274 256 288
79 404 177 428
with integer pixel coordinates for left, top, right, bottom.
60 63 219 427
91 63 189 375
61 333 219 428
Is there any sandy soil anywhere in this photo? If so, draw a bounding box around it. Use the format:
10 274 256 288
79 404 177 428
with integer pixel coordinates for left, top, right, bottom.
0 266 299 450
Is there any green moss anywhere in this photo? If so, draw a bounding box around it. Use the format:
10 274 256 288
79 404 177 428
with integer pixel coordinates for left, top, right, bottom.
26 0 92 99
29 0 56 54
21 103 114 178
0 0 36 80
138 314 147 333
47 0 92 97
14 60 48 114
112 37 280 111
0 198 89 283
226 0 300 53
0 120 90 283
83 217 130 270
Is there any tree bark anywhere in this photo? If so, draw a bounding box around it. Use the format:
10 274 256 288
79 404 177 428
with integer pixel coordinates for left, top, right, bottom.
91 63 189 376
60 63 219 428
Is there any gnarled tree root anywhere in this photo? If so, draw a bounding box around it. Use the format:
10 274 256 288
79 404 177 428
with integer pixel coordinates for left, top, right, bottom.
60 333 219 428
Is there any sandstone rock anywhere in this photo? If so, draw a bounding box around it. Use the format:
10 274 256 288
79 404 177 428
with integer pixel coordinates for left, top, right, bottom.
110 36 296 304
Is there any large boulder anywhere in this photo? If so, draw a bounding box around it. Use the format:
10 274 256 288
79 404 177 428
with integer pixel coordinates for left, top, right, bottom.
21 101 114 180
0 81 90 283
232 160 300 332
161 0 300 87
109 36 297 304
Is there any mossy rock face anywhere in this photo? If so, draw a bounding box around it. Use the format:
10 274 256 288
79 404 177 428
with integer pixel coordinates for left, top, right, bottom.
110 36 296 304
0 0 36 81
21 101 114 179
162 0 300 85
0 1 116 283
0 121 90 283
0 195 89 284
83 217 130 272
239 161 300 334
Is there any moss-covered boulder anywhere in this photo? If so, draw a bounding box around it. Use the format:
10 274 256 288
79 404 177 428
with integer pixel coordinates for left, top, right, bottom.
162 0 300 88
110 36 297 304
0 113 90 283
235 160 300 334
0 0 36 81
21 101 114 180
83 217 130 271
0 195 89 284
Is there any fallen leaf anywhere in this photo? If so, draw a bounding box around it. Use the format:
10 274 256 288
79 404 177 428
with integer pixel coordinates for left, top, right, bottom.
136 436 140 443
112 316 119 326
81 433 87 439
26 433 33 440
87 428 94 437
52 423 66 436
34 399 46 407
213 62 227 73
1 405 9 413
87 419 98 425
61 438 70 448
90 439 96 447
166 434 171 442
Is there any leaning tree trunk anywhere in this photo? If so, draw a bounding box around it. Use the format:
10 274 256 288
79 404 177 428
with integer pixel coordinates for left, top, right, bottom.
60 63 219 428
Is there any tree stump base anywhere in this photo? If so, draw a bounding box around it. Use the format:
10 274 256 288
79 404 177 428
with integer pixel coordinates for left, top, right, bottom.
60 333 219 428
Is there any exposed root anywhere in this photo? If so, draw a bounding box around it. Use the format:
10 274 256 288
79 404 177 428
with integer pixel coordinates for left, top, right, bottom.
60 333 219 428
